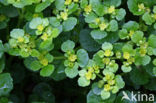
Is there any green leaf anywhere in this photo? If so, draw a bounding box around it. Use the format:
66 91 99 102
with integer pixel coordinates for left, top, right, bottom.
61 40 75 52
121 65 132 73
93 53 105 68
135 55 151 66
122 44 134 53
89 0 101 9
115 75 125 89
80 0 88 8
51 28 59 38
95 32 119 44
77 49 89 67
0 56 5 73
142 12 155 25
115 8 126 21
0 73 13 96
148 35 156 48
144 78 156 91
84 12 97 23
68 3 79 15
55 0 65 10
107 63 118 73
39 39 52 50
35 0 54 12
103 0 121 7
123 21 139 31
40 64 55 77
65 63 78 78
107 20 118 31
127 0 145 15
118 29 128 39
153 67 156 76
31 49 40 57
10 29 24 39
101 90 110 100
30 60 41 71
87 90 105 103
63 17 77 32
0 40 4 53
78 76 90 87
20 49 29 57
131 31 144 43
45 53 53 63
93 4 105 16
51 61 66 81
79 29 101 52
49 17 60 27
90 30 107 40
29 17 42 29
130 67 150 85
102 42 113 50
153 6 156 13
0 6 18 17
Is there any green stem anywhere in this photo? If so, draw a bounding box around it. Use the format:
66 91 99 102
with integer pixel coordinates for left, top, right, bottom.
54 56 66 60
17 8 24 28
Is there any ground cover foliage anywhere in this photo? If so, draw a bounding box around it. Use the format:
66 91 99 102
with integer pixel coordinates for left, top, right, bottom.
0 0 156 103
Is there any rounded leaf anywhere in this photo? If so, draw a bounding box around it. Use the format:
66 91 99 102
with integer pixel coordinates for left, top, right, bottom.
63 17 77 32
40 65 55 77
77 49 89 67
10 29 24 39
90 30 107 40
61 40 75 52
78 76 90 87
101 90 110 100
65 63 78 78
0 73 13 96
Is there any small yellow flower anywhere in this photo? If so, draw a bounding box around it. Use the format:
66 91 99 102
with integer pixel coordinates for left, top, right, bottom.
68 62 74 68
138 3 145 11
108 6 115 14
65 0 72 5
74 0 79 2
88 67 94 72
33 14 39 18
99 22 108 31
127 57 135 64
105 74 111 81
93 65 99 71
108 80 115 85
16 0 20 2
104 49 112 57
40 58 48 66
37 24 44 31
152 14 156 20
104 84 111 91
123 62 130 66
102 58 110 65
85 71 92 80
95 18 100 24
60 12 68 20
129 30 134 37
18 37 24 43
123 52 130 59
139 48 147 56
68 54 77 62
41 33 48 41
84 5 92 14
